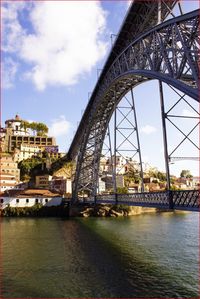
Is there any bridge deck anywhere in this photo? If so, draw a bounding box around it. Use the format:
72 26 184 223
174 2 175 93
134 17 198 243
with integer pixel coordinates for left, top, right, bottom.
76 190 199 212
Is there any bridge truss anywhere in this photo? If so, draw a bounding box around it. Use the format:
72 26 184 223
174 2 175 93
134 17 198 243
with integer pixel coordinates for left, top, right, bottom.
68 1 199 209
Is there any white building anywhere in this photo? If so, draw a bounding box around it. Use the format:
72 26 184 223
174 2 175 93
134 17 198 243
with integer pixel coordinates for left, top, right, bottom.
5 114 31 136
98 177 106 193
0 196 62 209
0 173 20 192
13 144 40 162
101 155 139 175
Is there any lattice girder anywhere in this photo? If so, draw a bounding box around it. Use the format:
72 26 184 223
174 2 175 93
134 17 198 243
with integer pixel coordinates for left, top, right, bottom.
72 10 199 200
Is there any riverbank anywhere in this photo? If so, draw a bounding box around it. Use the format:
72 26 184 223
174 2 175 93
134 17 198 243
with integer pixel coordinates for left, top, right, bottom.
70 203 159 217
0 204 69 217
0 203 173 217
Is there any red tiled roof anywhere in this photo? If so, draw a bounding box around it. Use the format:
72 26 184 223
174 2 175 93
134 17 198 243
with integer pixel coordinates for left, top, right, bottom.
5 188 61 197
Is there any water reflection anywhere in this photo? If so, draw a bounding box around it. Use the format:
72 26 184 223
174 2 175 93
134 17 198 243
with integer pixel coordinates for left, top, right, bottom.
1 212 198 298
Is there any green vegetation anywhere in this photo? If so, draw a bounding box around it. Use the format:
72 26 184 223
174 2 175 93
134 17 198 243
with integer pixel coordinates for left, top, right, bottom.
20 121 48 136
109 187 128 194
124 166 141 186
170 185 181 191
0 204 69 217
18 155 73 182
18 157 47 181
148 168 166 181
116 187 128 194
180 169 193 178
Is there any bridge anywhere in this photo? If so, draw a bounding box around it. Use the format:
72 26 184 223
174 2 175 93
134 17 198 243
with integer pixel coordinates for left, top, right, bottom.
67 0 199 212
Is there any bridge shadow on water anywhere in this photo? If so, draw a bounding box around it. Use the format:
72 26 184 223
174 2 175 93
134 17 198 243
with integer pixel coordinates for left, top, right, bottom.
60 217 197 298
2 216 197 298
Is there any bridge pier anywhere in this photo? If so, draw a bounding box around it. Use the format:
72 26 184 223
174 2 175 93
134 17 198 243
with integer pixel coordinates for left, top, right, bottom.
115 193 118 205
168 190 174 209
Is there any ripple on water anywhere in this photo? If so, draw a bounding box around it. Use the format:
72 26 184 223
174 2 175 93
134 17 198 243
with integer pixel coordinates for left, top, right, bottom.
1 213 198 298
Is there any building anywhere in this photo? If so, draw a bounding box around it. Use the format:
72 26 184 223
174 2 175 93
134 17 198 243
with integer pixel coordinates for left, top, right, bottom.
0 196 62 209
35 175 52 188
13 144 40 162
99 156 110 174
101 174 124 191
5 114 31 136
49 176 72 195
0 189 63 209
100 155 140 175
8 134 56 153
0 173 19 192
176 177 197 189
1 115 56 153
0 154 20 181
98 177 106 193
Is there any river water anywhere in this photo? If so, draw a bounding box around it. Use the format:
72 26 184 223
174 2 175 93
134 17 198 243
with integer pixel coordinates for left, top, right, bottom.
1 212 198 298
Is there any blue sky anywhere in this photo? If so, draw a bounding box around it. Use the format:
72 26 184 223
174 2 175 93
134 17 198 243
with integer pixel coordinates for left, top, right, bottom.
1 0 199 177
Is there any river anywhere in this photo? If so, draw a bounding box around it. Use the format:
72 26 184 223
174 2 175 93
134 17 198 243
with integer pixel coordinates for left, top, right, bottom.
1 211 198 298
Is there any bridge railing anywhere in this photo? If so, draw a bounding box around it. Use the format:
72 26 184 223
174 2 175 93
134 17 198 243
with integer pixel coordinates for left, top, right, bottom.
80 190 199 211
95 191 169 208
117 192 169 206
171 190 199 211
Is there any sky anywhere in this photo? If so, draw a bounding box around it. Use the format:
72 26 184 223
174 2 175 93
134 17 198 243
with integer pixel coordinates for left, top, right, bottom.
1 0 199 177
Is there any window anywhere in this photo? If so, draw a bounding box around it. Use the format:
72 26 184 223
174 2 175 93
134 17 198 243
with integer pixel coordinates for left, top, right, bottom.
0 199 3 203
45 198 48 203
26 198 29 203
35 198 39 204
16 199 19 203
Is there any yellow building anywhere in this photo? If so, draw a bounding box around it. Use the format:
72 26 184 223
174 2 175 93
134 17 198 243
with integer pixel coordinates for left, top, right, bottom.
0 154 20 181
2 115 56 153
35 175 52 189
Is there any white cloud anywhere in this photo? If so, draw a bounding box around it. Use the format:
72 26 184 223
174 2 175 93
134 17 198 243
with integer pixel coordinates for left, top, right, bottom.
2 2 28 53
2 57 18 88
3 1 108 90
49 115 71 138
141 125 157 135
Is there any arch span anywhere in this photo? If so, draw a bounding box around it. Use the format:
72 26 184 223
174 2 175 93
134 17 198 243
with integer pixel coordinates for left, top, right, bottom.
70 9 199 199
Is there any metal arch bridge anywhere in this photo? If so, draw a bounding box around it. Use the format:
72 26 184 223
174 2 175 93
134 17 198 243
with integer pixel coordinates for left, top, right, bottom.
67 1 199 212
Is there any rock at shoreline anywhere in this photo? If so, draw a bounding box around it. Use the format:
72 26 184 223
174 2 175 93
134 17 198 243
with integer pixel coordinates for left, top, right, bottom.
69 204 157 217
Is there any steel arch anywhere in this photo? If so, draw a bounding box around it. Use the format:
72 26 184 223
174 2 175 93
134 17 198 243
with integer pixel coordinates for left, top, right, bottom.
71 9 199 200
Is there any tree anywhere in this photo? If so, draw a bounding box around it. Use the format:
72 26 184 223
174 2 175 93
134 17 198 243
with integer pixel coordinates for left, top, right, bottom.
36 122 48 136
123 165 141 186
180 169 193 178
18 157 44 181
20 121 29 132
20 121 48 136
157 171 166 182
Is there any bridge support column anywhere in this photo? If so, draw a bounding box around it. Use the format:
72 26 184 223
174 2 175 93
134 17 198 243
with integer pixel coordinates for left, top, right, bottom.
94 195 97 205
168 190 174 209
113 87 117 196
130 88 144 192
115 193 118 205
159 81 171 190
